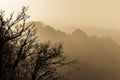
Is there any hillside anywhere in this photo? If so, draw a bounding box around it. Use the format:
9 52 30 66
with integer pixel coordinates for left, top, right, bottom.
30 21 120 80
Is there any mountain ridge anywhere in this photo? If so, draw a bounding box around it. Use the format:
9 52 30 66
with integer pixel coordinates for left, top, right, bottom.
28 21 120 80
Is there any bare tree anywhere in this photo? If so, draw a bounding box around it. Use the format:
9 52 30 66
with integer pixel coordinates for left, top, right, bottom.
0 7 78 80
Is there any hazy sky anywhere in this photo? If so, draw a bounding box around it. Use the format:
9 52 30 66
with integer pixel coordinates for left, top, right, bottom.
0 0 120 32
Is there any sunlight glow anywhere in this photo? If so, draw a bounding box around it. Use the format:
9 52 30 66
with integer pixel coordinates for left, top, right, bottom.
0 0 120 32
0 0 11 9
0 0 30 17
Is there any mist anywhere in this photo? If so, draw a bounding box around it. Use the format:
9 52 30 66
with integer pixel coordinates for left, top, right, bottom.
30 21 120 80
1 0 120 80
1 0 120 31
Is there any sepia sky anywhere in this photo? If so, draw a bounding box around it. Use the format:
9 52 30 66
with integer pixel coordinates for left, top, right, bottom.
0 0 120 32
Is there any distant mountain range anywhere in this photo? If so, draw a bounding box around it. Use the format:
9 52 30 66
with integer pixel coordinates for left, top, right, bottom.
79 26 120 44
29 21 120 80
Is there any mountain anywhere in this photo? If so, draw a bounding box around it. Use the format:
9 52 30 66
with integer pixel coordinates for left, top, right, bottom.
30 21 120 80
79 26 120 44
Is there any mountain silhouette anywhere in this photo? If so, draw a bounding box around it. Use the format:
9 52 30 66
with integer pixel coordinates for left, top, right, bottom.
80 26 120 44
29 21 120 80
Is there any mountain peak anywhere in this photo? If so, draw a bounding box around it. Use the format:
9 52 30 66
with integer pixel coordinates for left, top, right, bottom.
72 29 87 37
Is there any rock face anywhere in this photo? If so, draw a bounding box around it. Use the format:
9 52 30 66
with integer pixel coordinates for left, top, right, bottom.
30 21 120 80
